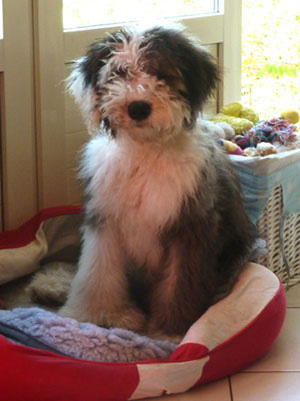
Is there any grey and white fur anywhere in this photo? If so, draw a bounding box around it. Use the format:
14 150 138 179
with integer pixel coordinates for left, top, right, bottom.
60 25 258 335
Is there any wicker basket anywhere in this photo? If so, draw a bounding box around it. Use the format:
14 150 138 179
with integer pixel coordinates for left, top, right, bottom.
257 184 300 287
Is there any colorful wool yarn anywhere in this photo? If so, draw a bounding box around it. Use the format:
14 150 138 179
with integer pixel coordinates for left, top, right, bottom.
235 135 253 149
247 118 298 146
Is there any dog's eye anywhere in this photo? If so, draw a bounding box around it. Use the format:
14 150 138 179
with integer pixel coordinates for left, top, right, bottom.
157 73 169 82
178 89 188 99
114 67 127 77
158 73 180 87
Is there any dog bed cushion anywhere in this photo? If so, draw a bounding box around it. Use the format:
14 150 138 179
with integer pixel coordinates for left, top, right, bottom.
0 207 286 401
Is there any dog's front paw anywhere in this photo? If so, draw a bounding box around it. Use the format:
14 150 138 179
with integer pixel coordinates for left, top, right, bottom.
59 305 88 322
98 306 146 332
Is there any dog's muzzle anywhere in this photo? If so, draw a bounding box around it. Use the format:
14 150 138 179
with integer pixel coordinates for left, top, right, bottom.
128 101 152 122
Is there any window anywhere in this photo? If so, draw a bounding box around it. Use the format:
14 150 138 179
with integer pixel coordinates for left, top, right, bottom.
63 0 219 30
242 0 300 118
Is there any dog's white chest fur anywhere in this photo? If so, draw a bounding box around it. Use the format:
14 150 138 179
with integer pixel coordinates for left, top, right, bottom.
83 132 205 265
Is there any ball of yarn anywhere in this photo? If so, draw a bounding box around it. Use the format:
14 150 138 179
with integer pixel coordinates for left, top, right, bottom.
280 109 299 124
240 107 260 124
235 135 252 149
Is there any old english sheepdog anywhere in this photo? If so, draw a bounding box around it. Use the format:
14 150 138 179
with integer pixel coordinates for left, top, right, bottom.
60 25 258 335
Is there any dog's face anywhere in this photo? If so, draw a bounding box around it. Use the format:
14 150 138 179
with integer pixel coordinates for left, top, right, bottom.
69 26 219 142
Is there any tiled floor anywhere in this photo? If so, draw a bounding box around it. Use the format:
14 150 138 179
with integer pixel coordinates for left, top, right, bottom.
142 283 300 401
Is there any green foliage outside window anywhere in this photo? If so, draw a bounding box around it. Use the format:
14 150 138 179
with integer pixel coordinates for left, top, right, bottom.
242 0 300 119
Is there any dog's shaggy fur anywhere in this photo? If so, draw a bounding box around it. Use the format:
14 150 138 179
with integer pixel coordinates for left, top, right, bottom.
60 26 258 335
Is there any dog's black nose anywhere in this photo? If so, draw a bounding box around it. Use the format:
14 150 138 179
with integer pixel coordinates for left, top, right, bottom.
128 101 152 122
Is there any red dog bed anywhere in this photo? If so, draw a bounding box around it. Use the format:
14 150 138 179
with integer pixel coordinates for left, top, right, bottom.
0 207 286 401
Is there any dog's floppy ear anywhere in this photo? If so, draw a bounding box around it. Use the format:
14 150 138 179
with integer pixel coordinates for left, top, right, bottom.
144 27 219 120
67 41 112 135
180 43 220 116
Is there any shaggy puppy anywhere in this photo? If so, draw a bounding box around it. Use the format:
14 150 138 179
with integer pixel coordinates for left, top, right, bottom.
60 26 258 335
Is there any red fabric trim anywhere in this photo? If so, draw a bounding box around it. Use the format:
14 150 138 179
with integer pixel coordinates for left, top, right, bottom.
0 206 82 250
131 343 208 367
196 278 286 386
0 335 139 401
168 343 209 362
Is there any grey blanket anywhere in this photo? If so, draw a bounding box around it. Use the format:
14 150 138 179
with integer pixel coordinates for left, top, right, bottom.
0 307 177 362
